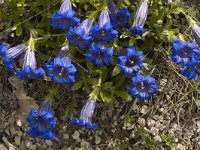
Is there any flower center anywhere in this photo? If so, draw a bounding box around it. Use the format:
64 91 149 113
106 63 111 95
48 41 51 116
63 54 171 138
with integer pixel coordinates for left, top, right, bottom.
136 81 150 93
190 64 200 72
57 18 70 26
178 46 192 58
54 65 68 77
126 56 140 68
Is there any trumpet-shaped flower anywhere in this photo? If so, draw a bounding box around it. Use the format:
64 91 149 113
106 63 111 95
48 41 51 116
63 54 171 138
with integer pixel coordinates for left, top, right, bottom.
66 18 93 50
85 42 113 66
0 44 25 71
107 0 130 29
50 0 80 31
192 24 200 47
171 38 200 66
180 61 200 80
16 48 45 80
128 74 157 100
45 56 77 85
128 0 148 37
118 46 144 75
27 100 56 140
70 98 98 129
91 9 118 42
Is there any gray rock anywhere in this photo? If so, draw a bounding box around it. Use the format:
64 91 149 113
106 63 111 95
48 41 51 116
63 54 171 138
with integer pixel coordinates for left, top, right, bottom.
63 134 69 140
72 131 80 140
149 127 159 136
45 140 53 146
29 144 37 150
14 136 21 146
0 144 8 150
95 136 101 145
138 117 146 126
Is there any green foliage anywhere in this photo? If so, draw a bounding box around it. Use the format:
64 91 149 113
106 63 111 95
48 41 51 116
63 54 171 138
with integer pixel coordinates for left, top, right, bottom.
0 0 198 104
162 132 173 149
134 127 158 150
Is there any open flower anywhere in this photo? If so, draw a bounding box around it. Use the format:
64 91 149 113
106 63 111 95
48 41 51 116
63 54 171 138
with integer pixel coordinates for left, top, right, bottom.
180 61 200 80
0 43 25 71
91 9 118 42
27 100 56 140
128 74 157 100
66 18 93 50
16 48 45 80
192 24 200 47
85 42 113 66
118 46 144 75
46 45 77 85
128 0 148 37
107 0 130 29
50 0 80 31
70 98 98 129
171 38 200 66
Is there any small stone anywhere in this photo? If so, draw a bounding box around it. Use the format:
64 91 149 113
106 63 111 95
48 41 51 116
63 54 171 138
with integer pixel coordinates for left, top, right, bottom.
141 105 148 114
149 127 159 136
138 118 146 126
72 131 80 140
95 136 101 145
26 141 32 148
80 140 90 147
45 140 53 146
63 134 69 140
153 115 159 120
15 136 21 146
10 127 17 135
174 138 179 142
0 144 8 150
17 131 23 136
176 143 186 150
29 144 37 150
147 119 155 127
16 119 22 127
154 135 162 142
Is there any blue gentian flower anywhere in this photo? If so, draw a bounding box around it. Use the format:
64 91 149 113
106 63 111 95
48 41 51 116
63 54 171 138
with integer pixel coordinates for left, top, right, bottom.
85 42 113 66
128 0 148 37
180 61 200 80
70 98 98 129
171 38 200 66
50 0 80 31
66 18 93 50
45 56 77 85
118 46 144 75
192 24 200 47
16 48 45 80
0 43 25 71
128 74 157 100
107 0 131 29
91 9 118 42
27 100 56 140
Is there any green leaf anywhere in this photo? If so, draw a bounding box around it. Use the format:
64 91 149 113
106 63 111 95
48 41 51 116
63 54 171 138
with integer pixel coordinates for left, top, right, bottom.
114 90 132 101
100 91 112 103
112 66 121 77
124 0 131 6
16 25 22 36
101 82 114 90
72 80 84 91
86 62 93 71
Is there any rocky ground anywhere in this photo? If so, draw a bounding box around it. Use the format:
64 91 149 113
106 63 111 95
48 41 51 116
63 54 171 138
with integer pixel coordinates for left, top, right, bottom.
0 0 200 150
